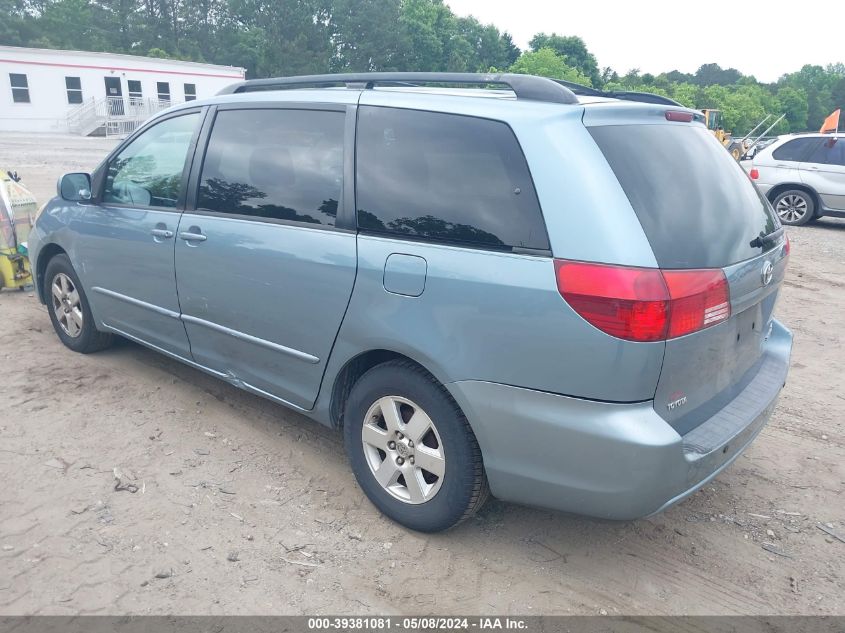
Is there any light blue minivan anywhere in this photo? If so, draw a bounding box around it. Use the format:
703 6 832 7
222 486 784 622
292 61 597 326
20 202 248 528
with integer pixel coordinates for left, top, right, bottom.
30 73 792 532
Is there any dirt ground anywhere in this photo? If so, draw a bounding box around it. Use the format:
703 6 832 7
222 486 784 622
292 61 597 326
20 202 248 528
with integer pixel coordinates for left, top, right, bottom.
0 132 843 616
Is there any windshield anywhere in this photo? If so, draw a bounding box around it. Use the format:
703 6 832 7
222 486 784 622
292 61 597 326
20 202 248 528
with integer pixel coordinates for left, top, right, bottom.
589 123 778 269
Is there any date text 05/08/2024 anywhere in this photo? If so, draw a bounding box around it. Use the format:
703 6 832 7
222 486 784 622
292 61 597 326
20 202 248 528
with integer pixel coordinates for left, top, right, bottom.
307 617 528 630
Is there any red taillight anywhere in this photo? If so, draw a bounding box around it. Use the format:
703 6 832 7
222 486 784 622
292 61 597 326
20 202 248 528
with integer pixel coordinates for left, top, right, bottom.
665 110 694 122
662 269 730 338
554 260 731 342
749 168 759 180
554 261 669 341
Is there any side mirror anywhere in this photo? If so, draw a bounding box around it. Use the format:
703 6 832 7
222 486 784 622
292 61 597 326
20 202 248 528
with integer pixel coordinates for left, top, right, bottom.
58 172 92 202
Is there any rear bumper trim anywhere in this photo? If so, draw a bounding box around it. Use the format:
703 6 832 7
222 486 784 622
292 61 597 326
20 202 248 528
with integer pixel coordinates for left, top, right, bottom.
682 345 788 457
446 319 792 520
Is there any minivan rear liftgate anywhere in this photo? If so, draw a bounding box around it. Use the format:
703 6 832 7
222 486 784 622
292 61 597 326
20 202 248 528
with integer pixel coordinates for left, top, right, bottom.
582 105 790 436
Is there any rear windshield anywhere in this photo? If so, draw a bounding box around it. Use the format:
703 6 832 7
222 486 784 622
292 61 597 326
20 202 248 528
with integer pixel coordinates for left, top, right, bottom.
589 124 778 269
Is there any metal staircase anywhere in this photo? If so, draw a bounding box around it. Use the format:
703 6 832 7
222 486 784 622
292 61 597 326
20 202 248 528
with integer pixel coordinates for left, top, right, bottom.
66 96 178 138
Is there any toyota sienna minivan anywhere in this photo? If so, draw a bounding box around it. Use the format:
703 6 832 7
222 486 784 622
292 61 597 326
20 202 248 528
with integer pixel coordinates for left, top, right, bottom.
29 73 792 532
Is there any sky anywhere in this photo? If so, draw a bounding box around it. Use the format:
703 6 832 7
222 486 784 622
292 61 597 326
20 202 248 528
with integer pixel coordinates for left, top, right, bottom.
445 0 840 83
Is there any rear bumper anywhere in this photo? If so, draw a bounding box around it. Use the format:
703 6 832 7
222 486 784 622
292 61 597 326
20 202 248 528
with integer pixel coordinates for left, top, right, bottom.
447 320 792 520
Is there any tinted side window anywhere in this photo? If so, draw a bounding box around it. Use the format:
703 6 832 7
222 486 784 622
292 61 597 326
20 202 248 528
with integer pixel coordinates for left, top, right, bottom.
103 112 200 208
355 106 548 251
772 138 819 162
197 109 344 226
806 138 845 166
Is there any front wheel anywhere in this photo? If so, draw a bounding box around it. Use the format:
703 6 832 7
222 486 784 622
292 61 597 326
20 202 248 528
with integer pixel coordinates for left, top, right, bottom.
772 189 815 226
44 254 113 353
343 360 489 532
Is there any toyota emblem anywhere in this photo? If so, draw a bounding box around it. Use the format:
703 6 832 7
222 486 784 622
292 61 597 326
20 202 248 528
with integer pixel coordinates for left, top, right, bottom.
761 260 774 286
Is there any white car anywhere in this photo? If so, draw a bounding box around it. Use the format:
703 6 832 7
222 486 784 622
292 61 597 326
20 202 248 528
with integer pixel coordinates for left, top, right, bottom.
744 133 845 225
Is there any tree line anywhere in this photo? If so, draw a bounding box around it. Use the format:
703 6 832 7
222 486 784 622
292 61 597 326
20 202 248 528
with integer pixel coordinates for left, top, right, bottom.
2 0 843 133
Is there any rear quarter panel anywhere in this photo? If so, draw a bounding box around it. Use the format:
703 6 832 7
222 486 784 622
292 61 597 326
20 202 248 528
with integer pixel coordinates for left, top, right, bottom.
327 234 665 403
317 94 669 414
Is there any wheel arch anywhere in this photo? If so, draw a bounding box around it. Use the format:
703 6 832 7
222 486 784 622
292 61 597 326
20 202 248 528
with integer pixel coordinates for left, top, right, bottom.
329 348 448 430
767 183 821 216
34 242 68 304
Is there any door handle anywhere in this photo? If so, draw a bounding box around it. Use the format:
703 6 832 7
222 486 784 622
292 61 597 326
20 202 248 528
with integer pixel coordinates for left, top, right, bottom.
179 230 207 242
150 228 174 239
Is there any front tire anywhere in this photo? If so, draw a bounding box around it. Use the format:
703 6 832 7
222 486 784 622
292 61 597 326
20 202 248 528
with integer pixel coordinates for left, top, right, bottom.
44 254 113 353
343 360 488 532
772 189 815 226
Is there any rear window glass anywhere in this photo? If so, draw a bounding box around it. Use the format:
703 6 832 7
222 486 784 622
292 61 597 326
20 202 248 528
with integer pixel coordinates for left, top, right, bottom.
589 124 778 269
355 106 549 251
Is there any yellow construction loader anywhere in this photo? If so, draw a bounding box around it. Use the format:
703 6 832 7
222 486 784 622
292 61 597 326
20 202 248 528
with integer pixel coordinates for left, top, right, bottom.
702 109 746 159
0 170 36 291
702 110 786 160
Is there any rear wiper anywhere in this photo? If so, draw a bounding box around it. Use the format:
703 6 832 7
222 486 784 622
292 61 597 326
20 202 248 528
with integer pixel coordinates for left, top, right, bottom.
749 226 784 249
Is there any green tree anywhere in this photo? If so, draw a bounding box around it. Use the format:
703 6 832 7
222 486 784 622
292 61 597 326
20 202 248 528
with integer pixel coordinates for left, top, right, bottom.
30 0 109 51
776 86 809 132
510 48 591 86
779 64 836 130
226 0 332 76
528 33 599 86
397 0 447 71
671 82 698 108
694 63 742 86
329 0 405 71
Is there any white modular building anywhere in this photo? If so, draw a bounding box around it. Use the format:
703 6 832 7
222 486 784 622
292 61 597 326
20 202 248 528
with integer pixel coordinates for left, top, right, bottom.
0 45 245 135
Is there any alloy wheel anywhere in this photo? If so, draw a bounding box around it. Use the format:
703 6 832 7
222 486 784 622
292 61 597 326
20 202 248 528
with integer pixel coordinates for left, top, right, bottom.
361 396 446 504
51 273 83 338
776 194 808 223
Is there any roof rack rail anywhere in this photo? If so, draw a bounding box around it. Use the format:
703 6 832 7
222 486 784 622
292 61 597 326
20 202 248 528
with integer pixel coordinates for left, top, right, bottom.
554 79 684 108
552 79 683 106
218 72 579 105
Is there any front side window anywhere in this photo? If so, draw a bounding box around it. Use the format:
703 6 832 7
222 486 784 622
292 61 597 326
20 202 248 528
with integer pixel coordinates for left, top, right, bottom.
805 138 845 167
197 108 344 226
772 138 819 162
9 73 29 103
103 113 199 208
184 83 196 101
355 106 549 251
156 82 170 103
65 77 83 104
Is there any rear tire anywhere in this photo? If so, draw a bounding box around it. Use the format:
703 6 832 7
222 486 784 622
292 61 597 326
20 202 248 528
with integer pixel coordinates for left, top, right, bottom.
44 254 113 354
772 189 814 226
343 359 489 532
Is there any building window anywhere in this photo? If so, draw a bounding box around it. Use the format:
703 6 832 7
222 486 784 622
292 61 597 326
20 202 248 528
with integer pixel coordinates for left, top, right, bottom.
184 83 196 101
9 73 30 103
65 77 83 104
128 80 142 105
156 82 170 103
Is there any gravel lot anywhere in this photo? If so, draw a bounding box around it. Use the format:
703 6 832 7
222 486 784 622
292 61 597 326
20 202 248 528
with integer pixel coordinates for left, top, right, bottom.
1 132 843 616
